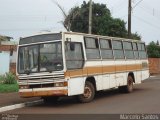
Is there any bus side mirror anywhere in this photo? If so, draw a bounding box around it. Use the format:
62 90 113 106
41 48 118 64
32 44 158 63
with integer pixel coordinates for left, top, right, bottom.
70 42 75 51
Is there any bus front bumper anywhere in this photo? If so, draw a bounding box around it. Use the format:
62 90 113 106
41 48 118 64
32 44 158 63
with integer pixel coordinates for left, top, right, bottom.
19 87 68 98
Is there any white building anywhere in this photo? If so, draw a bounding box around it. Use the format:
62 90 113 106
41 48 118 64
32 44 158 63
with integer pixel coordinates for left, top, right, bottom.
0 35 17 75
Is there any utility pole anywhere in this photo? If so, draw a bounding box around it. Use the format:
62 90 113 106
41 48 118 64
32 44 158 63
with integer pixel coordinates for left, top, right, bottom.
89 0 92 34
128 0 132 38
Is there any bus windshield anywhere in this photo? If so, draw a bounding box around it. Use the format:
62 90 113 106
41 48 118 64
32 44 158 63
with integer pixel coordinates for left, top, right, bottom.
18 42 63 74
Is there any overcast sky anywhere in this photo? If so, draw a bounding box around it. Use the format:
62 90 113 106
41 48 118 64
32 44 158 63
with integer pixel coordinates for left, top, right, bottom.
0 0 160 44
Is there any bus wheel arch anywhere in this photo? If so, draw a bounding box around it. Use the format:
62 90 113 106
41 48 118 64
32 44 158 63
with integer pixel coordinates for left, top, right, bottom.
77 76 96 103
85 76 97 91
119 72 134 93
128 72 135 83
124 72 134 93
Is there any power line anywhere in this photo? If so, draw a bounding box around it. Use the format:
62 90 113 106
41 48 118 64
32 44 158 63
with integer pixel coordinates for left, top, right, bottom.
138 6 160 21
111 0 126 15
119 14 128 19
143 1 160 14
110 0 123 9
133 15 160 30
132 0 143 9
138 3 160 18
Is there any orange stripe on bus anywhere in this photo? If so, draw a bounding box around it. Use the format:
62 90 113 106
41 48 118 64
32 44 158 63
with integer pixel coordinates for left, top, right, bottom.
64 64 148 78
103 65 115 73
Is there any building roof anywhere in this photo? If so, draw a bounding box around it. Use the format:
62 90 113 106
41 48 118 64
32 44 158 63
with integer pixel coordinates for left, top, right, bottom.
0 35 13 41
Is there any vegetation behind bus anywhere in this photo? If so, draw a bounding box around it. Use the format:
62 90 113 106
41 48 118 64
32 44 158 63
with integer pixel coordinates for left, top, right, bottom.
0 73 18 93
147 41 160 58
56 1 141 40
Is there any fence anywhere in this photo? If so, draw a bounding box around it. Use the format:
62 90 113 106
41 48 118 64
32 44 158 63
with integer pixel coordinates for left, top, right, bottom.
148 58 160 75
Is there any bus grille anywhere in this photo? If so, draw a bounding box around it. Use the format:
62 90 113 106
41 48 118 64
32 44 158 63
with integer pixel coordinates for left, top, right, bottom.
18 73 65 85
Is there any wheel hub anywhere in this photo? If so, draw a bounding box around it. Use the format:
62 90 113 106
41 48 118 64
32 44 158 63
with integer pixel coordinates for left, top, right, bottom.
83 86 92 98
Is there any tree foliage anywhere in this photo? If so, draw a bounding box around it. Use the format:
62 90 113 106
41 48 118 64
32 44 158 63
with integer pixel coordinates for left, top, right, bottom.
64 1 141 40
147 41 160 58
54 2 80 31
156 40 159 45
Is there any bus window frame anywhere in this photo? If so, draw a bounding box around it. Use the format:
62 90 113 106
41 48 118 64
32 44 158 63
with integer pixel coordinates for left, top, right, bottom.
123 41 134 60
17 41 64 74
132 42 140 60
138 43 147 60
99 38 114 60
84 37 101 60
112 40 125 60
65 41 85 70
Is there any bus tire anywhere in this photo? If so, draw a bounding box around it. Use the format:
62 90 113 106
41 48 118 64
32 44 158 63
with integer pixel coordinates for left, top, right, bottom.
119 75 134 93
78 81 95 103
118 86 125 93
125 75 134 93
42 96 59 103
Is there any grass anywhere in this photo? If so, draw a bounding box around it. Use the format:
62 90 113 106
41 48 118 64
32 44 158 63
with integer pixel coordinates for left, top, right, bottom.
0 72 18 93
0 83 19 93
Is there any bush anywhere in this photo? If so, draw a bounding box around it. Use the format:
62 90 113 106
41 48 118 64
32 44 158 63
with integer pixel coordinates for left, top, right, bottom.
0 75 5 84
147 41 160 58
3 73 17 84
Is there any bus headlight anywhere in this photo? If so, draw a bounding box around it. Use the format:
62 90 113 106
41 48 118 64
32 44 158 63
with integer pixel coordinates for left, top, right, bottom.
19 85 29 89
54 82 68 87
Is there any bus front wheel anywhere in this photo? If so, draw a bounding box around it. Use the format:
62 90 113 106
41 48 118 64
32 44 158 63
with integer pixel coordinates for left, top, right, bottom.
78 81 95 103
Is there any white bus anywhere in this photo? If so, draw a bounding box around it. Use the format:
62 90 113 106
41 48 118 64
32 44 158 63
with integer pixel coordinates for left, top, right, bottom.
17 32 149 103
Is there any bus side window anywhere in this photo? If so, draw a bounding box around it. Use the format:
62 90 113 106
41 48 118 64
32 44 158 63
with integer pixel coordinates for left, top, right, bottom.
65 42 84 69
123 42 134 59
112 40 124 59
138 43 147 59
84 37 100 60
99 39 113 59
132 42 139 59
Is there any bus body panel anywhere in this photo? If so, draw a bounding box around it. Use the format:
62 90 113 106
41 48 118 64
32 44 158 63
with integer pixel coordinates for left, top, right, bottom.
142 70 150 81
102 74 110 90
68 77 85 96
115 60 126 87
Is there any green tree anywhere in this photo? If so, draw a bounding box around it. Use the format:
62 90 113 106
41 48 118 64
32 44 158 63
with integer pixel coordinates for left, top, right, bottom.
147 41 160 58
65 1 140 40
156 40 159 45
130 32 141 40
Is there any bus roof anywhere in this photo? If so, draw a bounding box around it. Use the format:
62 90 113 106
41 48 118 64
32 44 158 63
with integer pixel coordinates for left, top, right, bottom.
63 32 144 43
19 31 144 45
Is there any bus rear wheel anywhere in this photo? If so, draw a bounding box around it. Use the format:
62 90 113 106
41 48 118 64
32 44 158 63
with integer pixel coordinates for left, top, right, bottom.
119 75 134 93
126 75 134 93
78 81 95 103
